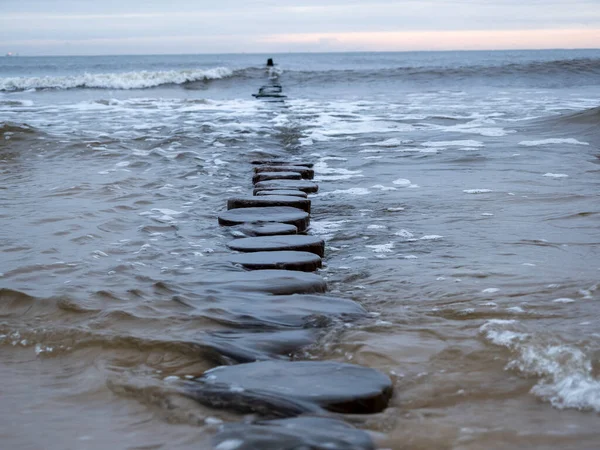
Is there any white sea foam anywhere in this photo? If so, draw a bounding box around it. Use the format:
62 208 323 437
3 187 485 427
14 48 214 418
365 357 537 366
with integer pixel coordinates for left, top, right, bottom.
151 208 183 216
392 178 419 189
392 178 412 187
553 298 575 304
579 285 597 299
543 173 569 178
482 288 500 294
302 114 412 142
309 220 348 240
139 208 184 224
215 439 243 450
481 302 498 307
320 157 348 162
463 189 492 194
35 344 54 355
204 417 223 425
519 138 589 147
481 320 600 412
394 229 415 240
268 66 284 79
427 120 511 137
366 242 395 253
371 184 397 191
360 138 413 147
0 67 233 91
299 137 314 146
420 235 443 241
313 163 363 181
393 147 439 154
315 188 370 197
422 140 484 148
480 320 526 347
359 148 387 153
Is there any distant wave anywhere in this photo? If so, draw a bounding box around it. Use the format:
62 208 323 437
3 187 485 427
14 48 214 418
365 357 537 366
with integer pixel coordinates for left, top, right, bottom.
556 106 600 126
0 121 36 134
0 121 42 145
2 57 598 92
0 98 34 107
432 57 600 78
0 67 234 91
527 106 600 141
286 57 600 85
397 57 600 79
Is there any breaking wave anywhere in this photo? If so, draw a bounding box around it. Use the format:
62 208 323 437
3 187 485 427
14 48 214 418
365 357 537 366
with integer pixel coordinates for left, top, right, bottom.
481 319 600 412
553 106 600 126
0 67 235 91
3 57 599 92
272 56 600 85
0 121 36 134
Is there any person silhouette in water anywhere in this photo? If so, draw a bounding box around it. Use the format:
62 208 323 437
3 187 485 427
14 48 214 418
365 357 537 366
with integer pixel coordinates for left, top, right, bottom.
266 58 280 81
252 58 284 98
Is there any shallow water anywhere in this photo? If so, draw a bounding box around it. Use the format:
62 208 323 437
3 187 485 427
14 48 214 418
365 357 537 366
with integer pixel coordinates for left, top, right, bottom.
1 50 600 449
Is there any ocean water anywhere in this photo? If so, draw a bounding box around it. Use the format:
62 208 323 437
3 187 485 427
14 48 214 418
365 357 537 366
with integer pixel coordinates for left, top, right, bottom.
1 50 600 449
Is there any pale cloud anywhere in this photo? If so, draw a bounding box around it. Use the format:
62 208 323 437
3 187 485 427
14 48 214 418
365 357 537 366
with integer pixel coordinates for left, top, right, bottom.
259 29 600 52
1 0 599 54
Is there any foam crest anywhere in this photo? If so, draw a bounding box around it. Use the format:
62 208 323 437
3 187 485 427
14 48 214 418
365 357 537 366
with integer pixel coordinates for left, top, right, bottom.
360 138 413 147
463 189 492 194
480 320 600 412
392 178 414 187
313 161 362 181
0 67 233 91
422 140 484 148
394 230 415 240
315 188 370 197
309 219 348 240
519 138 589 147
366 242 395 253
427 122 511 137
420 235 443 240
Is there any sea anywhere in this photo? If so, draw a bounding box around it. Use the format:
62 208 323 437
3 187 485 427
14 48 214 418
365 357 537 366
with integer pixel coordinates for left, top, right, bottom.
1 50 599 449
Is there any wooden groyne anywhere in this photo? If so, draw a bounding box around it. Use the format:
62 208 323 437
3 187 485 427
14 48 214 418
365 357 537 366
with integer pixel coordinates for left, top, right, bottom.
184 159 393 449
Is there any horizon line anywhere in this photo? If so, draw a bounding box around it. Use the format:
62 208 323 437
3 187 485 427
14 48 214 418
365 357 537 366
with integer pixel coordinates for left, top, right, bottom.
4 47 600 58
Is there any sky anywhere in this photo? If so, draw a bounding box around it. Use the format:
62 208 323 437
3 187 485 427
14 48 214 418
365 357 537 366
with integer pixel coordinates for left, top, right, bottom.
1 0 599 55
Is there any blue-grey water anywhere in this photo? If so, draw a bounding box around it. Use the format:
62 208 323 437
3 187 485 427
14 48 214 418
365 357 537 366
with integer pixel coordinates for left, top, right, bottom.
1 50 600 449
